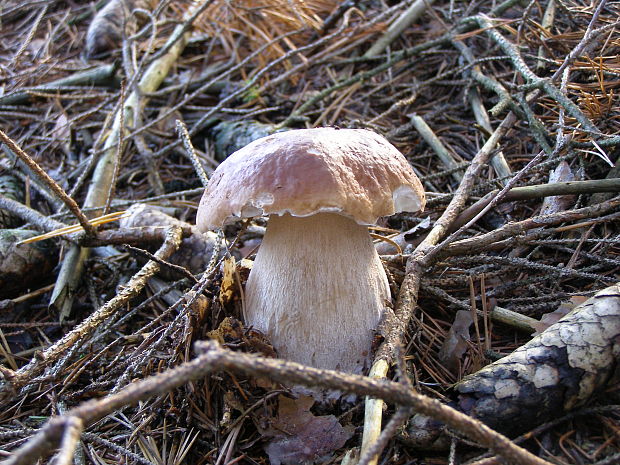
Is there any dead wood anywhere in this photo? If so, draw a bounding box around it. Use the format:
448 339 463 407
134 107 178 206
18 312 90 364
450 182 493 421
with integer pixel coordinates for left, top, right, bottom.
0 225 183 397
402 282 620 444
3 341 554 465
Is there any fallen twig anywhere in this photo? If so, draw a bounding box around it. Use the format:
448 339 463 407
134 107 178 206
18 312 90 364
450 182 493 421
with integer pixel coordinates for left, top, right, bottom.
410 114 463 182
0 64 117 106
450 178 620 232
4 341 555 465
364 0 436 58
50 1 196 318
0 225 183 398
362 111 517 460
0 130 97 237
444 196 620 256
0 195 68 236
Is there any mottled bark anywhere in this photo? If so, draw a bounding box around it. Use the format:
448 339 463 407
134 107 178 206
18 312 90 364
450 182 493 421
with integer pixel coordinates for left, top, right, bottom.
0 230 58 299
0 174 24 228
210 120 284 161
403 283 620 446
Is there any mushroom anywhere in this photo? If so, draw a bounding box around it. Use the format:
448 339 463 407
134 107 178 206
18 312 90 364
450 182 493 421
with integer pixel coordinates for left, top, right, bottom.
197 128 425 373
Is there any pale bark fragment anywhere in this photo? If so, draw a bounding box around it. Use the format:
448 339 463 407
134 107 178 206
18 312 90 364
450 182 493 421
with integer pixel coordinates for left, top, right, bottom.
119 203 221 275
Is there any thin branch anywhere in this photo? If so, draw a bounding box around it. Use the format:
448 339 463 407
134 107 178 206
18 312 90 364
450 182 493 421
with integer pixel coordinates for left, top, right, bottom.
410 114 463 182
474 15 599 135
176 120 210 188
0 130 97 237
443 197 620 256
551 0 609 81
53 417 83 465
0 226 184 397
364 0 436 58
5 342 554 465
145 0 216 64
450 178 620 232
357 407 413 465
0 195 68 235
361 111 517 459
103 82 126 216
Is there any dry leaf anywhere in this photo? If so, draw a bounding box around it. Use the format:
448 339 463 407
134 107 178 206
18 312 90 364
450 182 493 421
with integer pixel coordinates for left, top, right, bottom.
263 395 353 465
52 111 72 156
155 106 184 134
207 317 276 358
52 112 71 142
207 316 245 344
531 296 589 335
219 256 237 307
27 38 47 58
438 310 473 372
539 161 576 216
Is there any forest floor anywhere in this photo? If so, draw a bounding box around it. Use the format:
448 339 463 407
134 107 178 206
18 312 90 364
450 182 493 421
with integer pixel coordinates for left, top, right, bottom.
0 0 619 464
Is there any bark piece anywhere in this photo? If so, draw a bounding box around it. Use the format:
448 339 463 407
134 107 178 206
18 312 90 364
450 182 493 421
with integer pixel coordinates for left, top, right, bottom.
403 283 620 446
0 229 58 298
210 120 285 161
119 203 222 275
454 283 620 437
0 174 24 228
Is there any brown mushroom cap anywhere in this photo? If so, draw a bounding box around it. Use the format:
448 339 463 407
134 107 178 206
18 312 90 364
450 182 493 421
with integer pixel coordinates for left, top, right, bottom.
197 127 425 229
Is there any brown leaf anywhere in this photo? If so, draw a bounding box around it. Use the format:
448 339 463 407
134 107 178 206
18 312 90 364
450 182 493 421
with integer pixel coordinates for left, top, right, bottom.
531 296 588 335
155 106 184 134
539 161 576 216
207 317 245 344
438 310 473 371
219 256 237 307
207 317 276 358
263 395 353 465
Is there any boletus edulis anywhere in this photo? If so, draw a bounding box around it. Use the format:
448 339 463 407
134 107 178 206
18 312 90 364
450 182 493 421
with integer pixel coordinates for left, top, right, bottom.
197 128 425 373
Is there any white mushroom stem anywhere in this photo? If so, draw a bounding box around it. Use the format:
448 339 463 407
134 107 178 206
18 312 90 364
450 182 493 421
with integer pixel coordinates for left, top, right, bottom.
244 212 391 372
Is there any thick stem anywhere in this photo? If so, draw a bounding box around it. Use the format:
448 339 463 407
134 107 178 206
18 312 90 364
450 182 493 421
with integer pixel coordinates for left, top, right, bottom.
245 213 391 372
